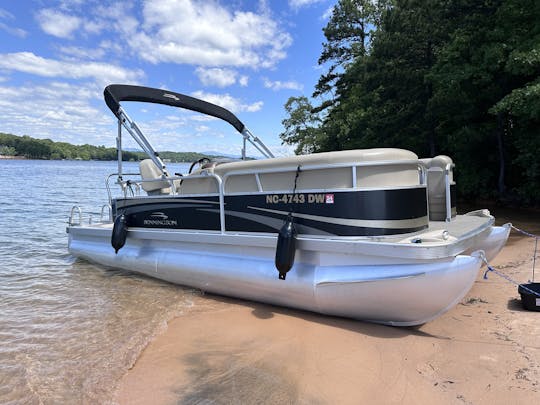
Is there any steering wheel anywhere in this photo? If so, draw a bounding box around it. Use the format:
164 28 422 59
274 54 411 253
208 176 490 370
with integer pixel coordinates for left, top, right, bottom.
188 157 211 174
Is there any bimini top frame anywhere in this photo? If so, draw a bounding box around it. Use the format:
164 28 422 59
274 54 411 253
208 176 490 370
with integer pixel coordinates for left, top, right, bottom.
103 84 275 180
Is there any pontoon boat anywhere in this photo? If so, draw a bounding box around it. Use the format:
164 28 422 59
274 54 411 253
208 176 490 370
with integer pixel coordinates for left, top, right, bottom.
67 85 510 326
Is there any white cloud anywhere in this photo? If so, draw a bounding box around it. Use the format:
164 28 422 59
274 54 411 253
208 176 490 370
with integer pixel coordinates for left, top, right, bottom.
82 19 106 35
322 5 334 20
0 22 27 38
98 40 124 55
0 7 27 37
245 101 264 112
58 46 106 60
191 90 263 113
195 67 250 88
263 78 303 91
0 82 114 145
0 52 144 85
121 0 291 68
36 9 81 38
0 81 272 155
195 67 238 87
289 0 325 10
0 8 14 19
239 75 249 86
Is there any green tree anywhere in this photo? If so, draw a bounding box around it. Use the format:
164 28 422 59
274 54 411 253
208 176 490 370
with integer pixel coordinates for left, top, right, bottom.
279 96 324 154
430 0 540 200
281 0 539 204
0 145 17 156
314 0 383 104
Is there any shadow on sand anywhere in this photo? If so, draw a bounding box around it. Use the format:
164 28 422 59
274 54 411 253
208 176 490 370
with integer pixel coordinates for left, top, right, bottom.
200 292 451 341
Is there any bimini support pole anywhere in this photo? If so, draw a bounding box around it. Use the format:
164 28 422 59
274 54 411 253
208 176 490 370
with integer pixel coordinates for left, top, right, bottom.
444 163 455 222
116 118 123 181
117 107 169 177
241 128 274 159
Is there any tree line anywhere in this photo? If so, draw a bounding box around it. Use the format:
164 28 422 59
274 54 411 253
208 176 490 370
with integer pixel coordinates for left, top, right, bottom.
280 0 539 205
0 132 211 163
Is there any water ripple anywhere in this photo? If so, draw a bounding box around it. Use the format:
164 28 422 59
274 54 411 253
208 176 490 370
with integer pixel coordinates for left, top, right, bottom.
0 160 194 403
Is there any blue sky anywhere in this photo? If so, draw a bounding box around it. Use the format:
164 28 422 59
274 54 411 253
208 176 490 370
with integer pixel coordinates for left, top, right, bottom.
0 0 336 156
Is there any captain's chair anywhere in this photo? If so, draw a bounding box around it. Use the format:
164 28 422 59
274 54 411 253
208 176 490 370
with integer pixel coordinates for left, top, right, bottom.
139 159 171 195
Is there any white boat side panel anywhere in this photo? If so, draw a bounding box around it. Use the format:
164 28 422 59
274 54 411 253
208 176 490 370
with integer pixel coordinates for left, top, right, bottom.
214 149 418 174
355 164 419 188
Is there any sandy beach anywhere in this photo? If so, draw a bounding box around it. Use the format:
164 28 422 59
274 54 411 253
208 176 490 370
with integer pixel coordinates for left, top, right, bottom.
115 222 539 404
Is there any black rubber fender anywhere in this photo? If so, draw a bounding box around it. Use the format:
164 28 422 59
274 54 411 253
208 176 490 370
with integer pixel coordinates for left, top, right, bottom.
111 214 128 254
275 214 297 280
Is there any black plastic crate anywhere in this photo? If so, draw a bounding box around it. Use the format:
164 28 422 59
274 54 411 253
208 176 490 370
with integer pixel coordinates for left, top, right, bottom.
518 283 540 311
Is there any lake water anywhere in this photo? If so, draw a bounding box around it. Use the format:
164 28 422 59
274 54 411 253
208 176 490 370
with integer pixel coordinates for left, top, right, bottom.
0 159 197 404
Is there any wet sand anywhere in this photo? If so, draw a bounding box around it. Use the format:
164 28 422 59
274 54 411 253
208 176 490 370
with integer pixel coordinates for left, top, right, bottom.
115 226 539 404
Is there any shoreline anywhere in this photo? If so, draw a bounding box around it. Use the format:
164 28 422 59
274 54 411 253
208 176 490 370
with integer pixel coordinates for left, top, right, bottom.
114 229 540 404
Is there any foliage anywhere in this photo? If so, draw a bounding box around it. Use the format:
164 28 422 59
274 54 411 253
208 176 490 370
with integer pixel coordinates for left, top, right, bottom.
0 133 215 163
279 96 324 154
0 145 17 156
280 0 540 205
314 0 379 101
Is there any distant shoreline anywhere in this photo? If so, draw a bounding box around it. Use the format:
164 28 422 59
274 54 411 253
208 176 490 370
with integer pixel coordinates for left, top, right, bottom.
0 156 193 163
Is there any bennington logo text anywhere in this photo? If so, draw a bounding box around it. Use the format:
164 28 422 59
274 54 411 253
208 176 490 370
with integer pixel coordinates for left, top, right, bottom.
144 212 178 226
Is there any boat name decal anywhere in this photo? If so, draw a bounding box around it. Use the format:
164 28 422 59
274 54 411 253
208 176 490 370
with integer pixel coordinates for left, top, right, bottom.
143 212 178 226
265 193 334 204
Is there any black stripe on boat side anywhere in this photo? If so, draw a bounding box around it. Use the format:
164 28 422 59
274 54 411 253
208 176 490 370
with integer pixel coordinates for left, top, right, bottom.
223 187 428 235
225 188 427 220
112 187 428 236
114 197 221 230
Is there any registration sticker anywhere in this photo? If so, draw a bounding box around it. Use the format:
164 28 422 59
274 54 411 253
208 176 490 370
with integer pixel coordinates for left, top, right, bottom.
325 194 334 204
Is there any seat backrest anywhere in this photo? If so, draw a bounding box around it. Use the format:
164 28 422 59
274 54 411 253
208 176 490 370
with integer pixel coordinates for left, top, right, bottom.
420 155 456 221
139 159 171 195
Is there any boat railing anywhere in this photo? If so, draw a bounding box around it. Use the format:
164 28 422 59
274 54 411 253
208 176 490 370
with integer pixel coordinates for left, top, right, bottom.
106 173 142 202
106 157 427 201
108 172 226 231
68 206 82 225
418 160 455 222
100 204 112 222
219 159 426 194
68 205 112 226
444 163 455 222
106 159 428 233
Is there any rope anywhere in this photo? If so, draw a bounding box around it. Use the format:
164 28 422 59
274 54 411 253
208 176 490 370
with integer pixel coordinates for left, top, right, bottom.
481 254 540 298
289 165 302 215
510 225 538 281
292 165 301 194
511 224 540 239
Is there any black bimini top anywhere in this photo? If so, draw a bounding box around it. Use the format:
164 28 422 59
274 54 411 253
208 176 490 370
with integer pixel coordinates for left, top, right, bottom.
104 84 246 134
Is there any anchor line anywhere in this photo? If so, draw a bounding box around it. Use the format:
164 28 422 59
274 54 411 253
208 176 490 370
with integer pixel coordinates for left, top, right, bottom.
290 164 302 215
511 225 540 239
481 253 540 298
510 225 538 282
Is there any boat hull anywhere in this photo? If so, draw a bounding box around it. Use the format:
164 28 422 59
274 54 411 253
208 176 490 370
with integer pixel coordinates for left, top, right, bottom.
67 224 493 326
465 222 511 262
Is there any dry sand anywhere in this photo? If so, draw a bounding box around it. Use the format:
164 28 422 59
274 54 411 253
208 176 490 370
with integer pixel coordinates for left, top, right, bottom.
115 221 539 404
